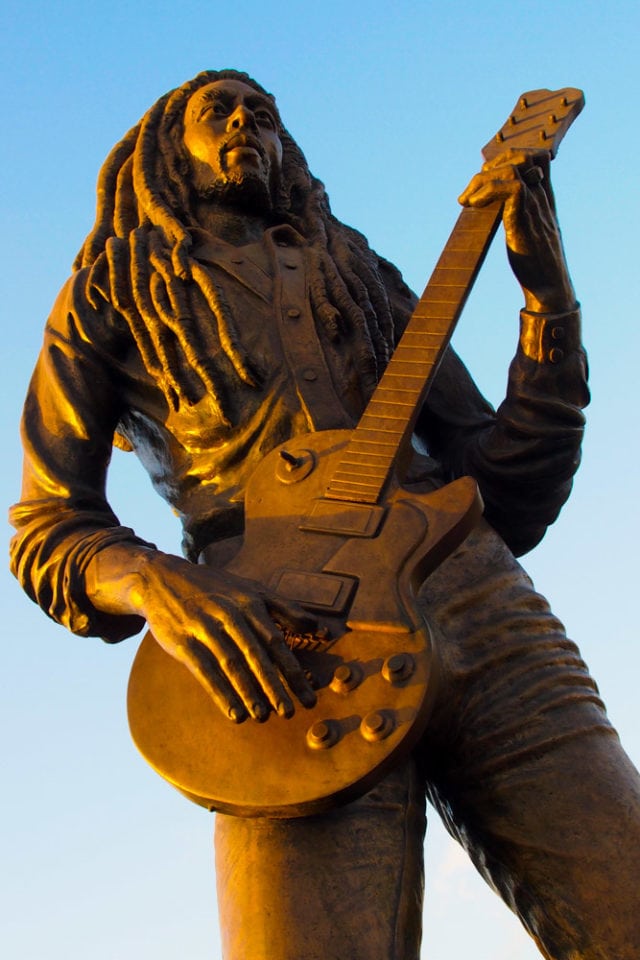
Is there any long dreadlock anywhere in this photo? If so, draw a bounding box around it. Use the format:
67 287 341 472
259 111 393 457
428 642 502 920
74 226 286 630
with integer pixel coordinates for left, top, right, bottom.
74 69 413 422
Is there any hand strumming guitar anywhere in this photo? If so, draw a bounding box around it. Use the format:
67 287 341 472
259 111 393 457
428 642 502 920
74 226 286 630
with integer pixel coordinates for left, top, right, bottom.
85 545 317 723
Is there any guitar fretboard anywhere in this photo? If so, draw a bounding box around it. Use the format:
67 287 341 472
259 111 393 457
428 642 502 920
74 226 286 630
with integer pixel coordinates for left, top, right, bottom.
324 203 501 504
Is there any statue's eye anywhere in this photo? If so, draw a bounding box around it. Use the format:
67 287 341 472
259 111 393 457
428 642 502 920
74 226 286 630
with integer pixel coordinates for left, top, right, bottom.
255 109 275 129
199 101 228 120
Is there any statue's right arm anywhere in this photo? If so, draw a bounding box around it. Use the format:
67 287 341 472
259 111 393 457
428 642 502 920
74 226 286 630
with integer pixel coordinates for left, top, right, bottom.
10 272 315 722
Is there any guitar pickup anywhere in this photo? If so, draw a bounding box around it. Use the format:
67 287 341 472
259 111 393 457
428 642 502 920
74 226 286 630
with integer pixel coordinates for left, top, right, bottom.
300 499 385 537
272 569 357 614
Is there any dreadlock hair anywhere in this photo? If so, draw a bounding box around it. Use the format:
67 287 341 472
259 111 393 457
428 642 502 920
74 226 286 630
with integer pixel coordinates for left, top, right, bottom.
74 69 413 421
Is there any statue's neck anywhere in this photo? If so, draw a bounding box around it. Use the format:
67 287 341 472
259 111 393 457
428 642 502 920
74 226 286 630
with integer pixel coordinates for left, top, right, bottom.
192 200 271 246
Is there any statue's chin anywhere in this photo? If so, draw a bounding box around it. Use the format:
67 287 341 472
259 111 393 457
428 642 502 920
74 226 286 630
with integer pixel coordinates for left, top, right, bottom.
196 173 275 216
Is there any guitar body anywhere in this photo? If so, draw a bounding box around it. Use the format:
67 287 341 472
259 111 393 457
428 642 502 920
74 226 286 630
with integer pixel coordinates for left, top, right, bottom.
128 431 482 817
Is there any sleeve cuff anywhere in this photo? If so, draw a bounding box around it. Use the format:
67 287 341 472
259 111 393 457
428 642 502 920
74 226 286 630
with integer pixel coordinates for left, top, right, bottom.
519 305 582 364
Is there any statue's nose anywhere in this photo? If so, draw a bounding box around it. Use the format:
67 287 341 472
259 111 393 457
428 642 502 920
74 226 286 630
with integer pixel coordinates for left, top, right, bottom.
228 104 255 130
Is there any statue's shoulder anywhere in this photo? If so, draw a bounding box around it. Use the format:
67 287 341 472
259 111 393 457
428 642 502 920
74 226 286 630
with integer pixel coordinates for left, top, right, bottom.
45 246 129 356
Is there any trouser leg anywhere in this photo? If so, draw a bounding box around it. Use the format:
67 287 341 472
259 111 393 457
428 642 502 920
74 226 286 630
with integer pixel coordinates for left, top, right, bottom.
427 728 640 959
214 759 426 960
420 521 640 958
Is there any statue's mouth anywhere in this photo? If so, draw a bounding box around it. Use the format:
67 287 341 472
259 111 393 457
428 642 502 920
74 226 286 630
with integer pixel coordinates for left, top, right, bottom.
223 134 265 160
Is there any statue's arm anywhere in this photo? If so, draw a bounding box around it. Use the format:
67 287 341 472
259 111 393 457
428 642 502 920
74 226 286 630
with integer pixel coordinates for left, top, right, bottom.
10 273 316 721
414 150 589 556
9 274 152 641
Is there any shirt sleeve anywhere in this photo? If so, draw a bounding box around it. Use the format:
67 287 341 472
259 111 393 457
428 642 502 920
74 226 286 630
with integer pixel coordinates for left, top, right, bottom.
417 307 589 556
9 269 152 641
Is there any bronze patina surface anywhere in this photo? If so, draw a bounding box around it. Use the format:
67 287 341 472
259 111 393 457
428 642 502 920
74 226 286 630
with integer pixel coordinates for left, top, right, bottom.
10 71 640 958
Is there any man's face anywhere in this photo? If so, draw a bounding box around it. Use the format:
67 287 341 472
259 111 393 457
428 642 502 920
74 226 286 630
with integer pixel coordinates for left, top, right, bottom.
183 79 283 211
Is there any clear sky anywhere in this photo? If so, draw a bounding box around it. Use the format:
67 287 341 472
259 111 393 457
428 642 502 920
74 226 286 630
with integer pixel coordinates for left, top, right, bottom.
2 1 639 957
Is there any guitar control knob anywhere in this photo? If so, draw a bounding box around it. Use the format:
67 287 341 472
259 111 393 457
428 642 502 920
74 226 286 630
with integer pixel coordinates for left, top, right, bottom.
306 719 338 750
360 711 393 743
382 653 414 684
330 663 360 694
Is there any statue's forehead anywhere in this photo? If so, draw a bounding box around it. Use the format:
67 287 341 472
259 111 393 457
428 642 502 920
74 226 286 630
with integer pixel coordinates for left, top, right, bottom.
186 79 278 119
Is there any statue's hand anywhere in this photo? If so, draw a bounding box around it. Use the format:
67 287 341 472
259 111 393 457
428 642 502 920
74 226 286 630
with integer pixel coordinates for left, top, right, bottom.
458 148 577 313
134 552 317 723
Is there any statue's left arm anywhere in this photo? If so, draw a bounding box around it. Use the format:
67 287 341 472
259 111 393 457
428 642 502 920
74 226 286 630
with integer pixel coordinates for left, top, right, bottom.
413 149 589 556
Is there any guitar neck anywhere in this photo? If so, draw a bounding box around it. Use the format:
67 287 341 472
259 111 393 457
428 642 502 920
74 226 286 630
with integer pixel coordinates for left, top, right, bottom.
323 86 584 506
324 201 502 504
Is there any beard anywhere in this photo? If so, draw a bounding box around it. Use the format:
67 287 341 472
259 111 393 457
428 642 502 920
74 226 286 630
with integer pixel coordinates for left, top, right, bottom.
191 160 277 216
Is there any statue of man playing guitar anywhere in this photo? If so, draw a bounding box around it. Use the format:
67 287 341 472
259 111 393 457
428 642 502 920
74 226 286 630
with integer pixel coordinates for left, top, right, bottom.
11 70 640 959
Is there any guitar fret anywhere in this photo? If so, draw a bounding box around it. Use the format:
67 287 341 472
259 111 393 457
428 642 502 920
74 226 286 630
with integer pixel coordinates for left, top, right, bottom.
334 470 390 482
410 303 457 320
417 284 468 303
348 436 398 448
337 460 392 472
384 354 439 367
381 364 436 381
445 235 494 253
407 312 451 326
435 250 483 270
361 407 409 419
367 399 415 412
391 346 439 362
330 477 388 491
405 324 452 341
357 423 405 434
327 479 382 492
412 303 461 317
333 457 390 471
372 385 423 397
430 267 477 286
387 341 441 353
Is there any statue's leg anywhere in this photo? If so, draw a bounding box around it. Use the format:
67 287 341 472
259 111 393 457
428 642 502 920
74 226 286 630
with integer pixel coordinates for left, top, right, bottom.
419 520 640 959
215 757 426 960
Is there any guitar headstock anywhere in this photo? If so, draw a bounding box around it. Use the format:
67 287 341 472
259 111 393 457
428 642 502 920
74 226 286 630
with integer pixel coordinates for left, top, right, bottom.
482 87 585 162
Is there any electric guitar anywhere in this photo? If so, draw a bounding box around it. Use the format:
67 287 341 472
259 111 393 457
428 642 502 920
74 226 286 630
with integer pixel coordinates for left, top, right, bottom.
128 88 584 818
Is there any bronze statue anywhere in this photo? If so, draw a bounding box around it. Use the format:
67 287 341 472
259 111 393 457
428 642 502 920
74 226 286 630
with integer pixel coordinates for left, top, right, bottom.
10 70 640 959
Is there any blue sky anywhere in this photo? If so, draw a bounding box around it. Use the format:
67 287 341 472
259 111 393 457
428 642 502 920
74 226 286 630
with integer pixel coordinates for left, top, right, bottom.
2 1 639 957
